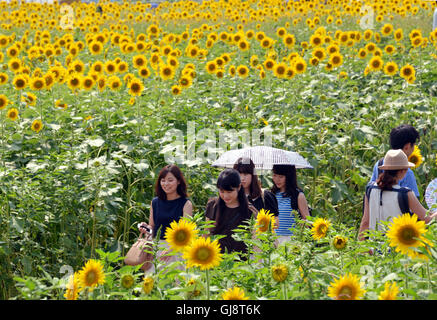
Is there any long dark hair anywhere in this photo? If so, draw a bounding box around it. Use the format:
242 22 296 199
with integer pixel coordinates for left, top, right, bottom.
376 169 401 190
271 164 300 200
233 157 262 200
155 164 188 200
213 169 250 234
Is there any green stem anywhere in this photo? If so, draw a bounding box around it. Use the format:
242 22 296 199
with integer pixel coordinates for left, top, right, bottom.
206 269 211 300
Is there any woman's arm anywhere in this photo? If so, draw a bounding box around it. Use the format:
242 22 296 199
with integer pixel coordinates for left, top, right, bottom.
297 193 310 220
358 196 370 241
183 200 193 218
408 191 436 224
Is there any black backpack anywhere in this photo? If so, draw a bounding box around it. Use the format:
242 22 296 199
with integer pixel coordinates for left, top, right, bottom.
364 183 411 215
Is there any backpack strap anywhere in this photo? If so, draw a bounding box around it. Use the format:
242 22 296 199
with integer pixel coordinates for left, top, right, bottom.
394 187 411 215
367 184 412 214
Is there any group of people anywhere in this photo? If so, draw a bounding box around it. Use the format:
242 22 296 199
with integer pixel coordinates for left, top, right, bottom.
137 124 437 269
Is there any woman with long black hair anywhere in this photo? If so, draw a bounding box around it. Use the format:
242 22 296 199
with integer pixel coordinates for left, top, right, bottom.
271 164 310 243
205 168 258 256
233 157 279 216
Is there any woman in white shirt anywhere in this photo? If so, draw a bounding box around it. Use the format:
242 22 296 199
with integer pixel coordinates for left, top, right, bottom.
359 149 437 241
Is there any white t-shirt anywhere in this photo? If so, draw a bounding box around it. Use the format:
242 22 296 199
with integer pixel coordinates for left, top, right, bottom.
368 183 405 231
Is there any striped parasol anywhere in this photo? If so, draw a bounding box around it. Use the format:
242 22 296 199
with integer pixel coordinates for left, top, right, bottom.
212 146 313 170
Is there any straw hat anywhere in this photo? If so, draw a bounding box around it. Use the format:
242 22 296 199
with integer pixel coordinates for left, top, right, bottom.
378 149 415 170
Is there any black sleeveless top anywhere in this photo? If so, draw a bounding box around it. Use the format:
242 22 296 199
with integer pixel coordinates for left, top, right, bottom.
151 196 188 239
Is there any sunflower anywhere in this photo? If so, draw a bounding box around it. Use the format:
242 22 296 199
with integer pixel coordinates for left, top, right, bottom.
179 75 192 89
283 34 295 48
120 274 135 289
165 218 198 251
285 67 295 79
107 75 122 91
260 37 273 49
263 58 276 71
332 235 347 250
0 72 8 85
407 145 423 169
378 282 399 300
132 54 147 69
55 99 68 109
158 64 174 81
386 213 431 259
0 94 9 110
142 276 154 295
183 237 222 270
89 41 103 55
368 56 383 72
312 47 326 61
128 78 144 96
238 39 249 51
171 84 181 95
77 259 105 290
64 272 81 300
222 287 249 300
67 74 82 91
8 58 22 73
104 60 117 75
293 57 307 74
311 217 331 240
13 75 28 90
384 45 396 55
273 62 287 79
255 208 275 233
309 34 323 47
236 65 249 78
329 53 343 68
400 64 415 80
381 23 393 36
327 273 365 300
205 60 217 74
31 119 43 133
394 29 403 41
384 61 398 76
82 76 95 91
271 264 288 283
7 108 19 121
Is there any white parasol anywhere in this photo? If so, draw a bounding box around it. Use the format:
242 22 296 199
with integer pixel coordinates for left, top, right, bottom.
212 145 313 170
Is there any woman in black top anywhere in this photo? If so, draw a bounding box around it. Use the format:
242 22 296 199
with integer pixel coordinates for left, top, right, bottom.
138 164 193 269
233 157 279 217
205 169 258 256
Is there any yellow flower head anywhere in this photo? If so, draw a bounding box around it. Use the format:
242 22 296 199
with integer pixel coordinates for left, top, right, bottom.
77 259 105 290
408 145 423 169
222 286 249 300
327 273 366 300
271 264 288 282
64 272 81 300
332 235 347 250
165 218 199 251
386 213 432 259
183 237 222 270
255 208 275 233
142 276 154 295
311 217 331 240
378 282 399 300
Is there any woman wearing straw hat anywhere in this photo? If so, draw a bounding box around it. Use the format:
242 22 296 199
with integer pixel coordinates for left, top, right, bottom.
359 149 437 240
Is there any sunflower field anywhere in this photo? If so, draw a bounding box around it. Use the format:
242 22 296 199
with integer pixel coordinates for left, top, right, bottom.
1 0 437 301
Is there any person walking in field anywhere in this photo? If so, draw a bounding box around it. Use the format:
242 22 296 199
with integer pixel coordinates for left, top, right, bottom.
205 169 258 258
271 164 310 244
369 124 420 198
359 149 437 241
233 157 279 217
137 164 193 270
